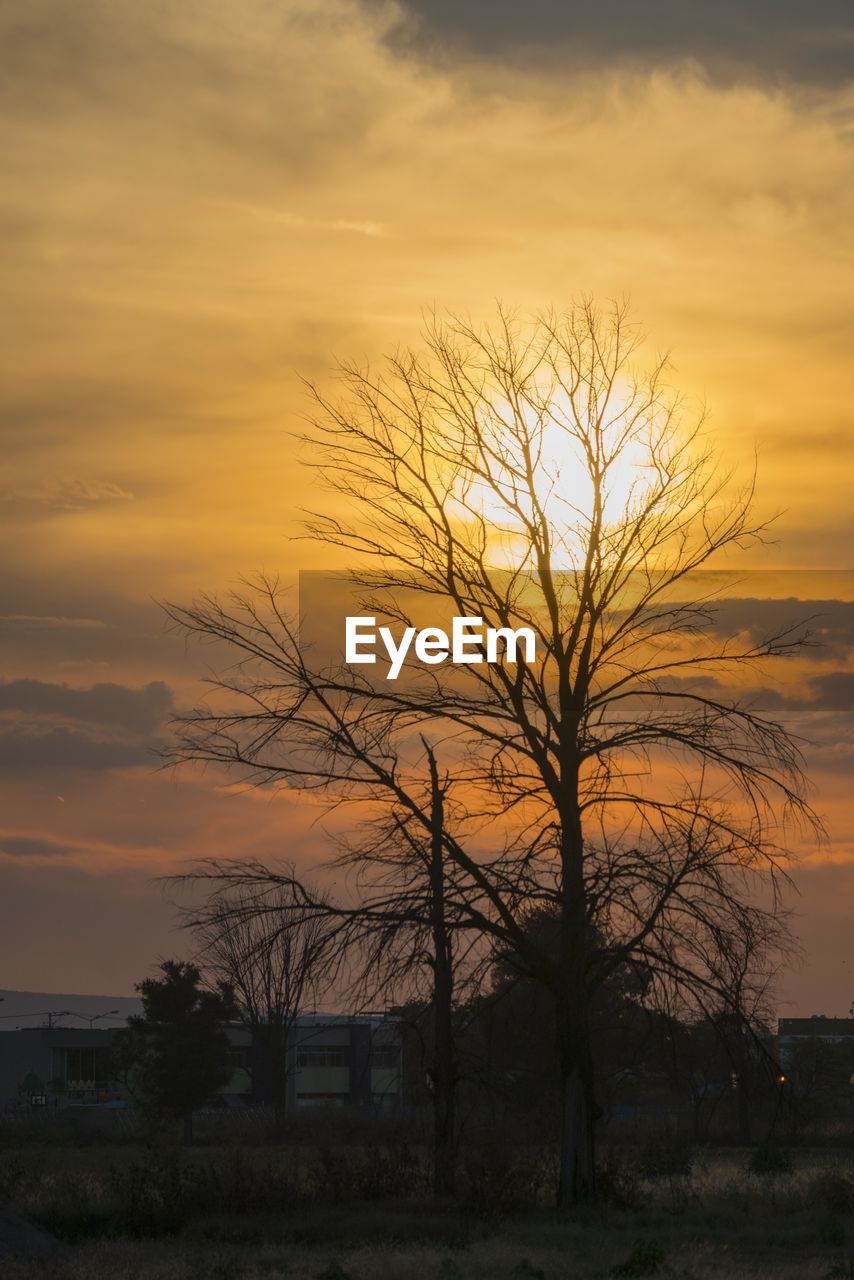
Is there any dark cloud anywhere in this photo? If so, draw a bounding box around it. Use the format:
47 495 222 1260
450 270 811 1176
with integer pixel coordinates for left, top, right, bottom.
0 726 159 771
657 664 854 720
0 678 172 734
0 676 172 772
804 740 854 776
0 0 393 182
0 832 79 859
803 671 854 711
697 597 854 662
389 0 854 87
0 574 200 676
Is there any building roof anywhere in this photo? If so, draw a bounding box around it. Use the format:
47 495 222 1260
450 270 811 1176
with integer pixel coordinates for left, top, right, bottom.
0 989 140 1029
778 1017 854 1037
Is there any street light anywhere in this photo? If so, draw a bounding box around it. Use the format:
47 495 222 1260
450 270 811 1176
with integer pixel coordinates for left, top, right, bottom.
61 1009 122 1028
83 1010 120 1029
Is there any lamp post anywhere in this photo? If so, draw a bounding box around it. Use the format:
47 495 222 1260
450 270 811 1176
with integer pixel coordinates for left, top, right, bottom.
60 1009 122 1029
83 1010 120 1029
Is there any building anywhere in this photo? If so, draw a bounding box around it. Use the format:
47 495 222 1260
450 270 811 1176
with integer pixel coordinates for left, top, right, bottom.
0 1012 402 1114
777 1016 854 1063
0 1026 115 1109
224 1013 402 1110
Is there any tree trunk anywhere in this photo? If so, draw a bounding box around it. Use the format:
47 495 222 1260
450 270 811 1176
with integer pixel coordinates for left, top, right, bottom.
730 1024 752 1145
691 1094 702 1144
270 1034 289 1136
558 1066 595 1207
556 1004 596 1207
251 1028 288 1132
432 1046 456 1199
556 778 595 1208
427 747 456 1199
736 1077 752 1146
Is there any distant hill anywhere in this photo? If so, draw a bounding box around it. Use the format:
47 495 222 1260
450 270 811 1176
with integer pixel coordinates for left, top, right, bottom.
0 989 141 1029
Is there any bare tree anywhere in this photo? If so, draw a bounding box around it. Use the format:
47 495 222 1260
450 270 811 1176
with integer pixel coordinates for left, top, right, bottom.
181 743 480 1197
185 870 336 1127
165 301 818 1205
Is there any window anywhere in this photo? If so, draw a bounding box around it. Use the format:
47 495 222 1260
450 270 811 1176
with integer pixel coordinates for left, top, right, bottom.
57 1047 111 1089
372 1047 399 1069
297 1048 346 1068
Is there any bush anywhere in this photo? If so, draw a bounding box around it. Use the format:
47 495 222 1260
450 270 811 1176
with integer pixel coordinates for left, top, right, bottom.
461 1145 546 1218
637 1135 694 1179
611 1240 666 1277
23 1148 312 1243
597 1150 641 1210
811 1171 854 1215
511 1260 546 1279
746 1142 794 1176
316 1141 423 1203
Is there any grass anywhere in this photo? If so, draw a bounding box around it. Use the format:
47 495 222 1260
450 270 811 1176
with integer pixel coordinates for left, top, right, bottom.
1 1142 853 1278
0 1223 851 1280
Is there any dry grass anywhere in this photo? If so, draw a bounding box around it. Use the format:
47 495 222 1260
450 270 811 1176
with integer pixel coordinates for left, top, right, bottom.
0 1230 851 1280
1 1144 853 1279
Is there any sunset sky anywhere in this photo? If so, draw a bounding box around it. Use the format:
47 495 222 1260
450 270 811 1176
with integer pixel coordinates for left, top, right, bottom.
1 0 852 1011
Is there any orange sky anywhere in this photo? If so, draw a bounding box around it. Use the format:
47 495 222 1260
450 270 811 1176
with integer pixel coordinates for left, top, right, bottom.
0 0 852 1012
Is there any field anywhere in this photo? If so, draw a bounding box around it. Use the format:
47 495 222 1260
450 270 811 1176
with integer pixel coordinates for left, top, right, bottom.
2 1124 854 1279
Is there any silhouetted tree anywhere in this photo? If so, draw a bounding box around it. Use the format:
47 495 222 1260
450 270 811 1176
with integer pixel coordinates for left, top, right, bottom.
112 960 235 1144
187 872 336 1128
165 301 817 1204
181 744 472 1197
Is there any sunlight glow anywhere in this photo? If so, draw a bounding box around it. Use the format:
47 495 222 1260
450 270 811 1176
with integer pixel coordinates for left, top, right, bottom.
456 381 659 571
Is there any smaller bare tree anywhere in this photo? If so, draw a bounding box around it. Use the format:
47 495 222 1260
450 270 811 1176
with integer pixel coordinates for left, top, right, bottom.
186 870 336 1127
181 746 485 1197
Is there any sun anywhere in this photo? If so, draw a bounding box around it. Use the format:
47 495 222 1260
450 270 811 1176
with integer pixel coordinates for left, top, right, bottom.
453 379 658 571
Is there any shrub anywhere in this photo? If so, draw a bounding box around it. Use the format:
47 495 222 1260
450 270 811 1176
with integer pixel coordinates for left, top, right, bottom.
597 1150 641 1210
611 1240 666 1277
461 1145 546 1219
824 1263 854 1280
811 1171 854 1215
637 1135 694 1179
511 1260 546 1279
746 1142 794 1176
315 1264 352 1280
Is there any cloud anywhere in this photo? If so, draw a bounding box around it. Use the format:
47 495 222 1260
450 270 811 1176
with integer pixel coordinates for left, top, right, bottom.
0 0 851 1010
0 832 80 859
0 726 159 772
0 678 173 773
0 614 107 631
231 203 388 238
696 597 854 662
390 0 854 87
0 478 135 512
0 578 209 686
802 672 854 711
0 678 173 734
